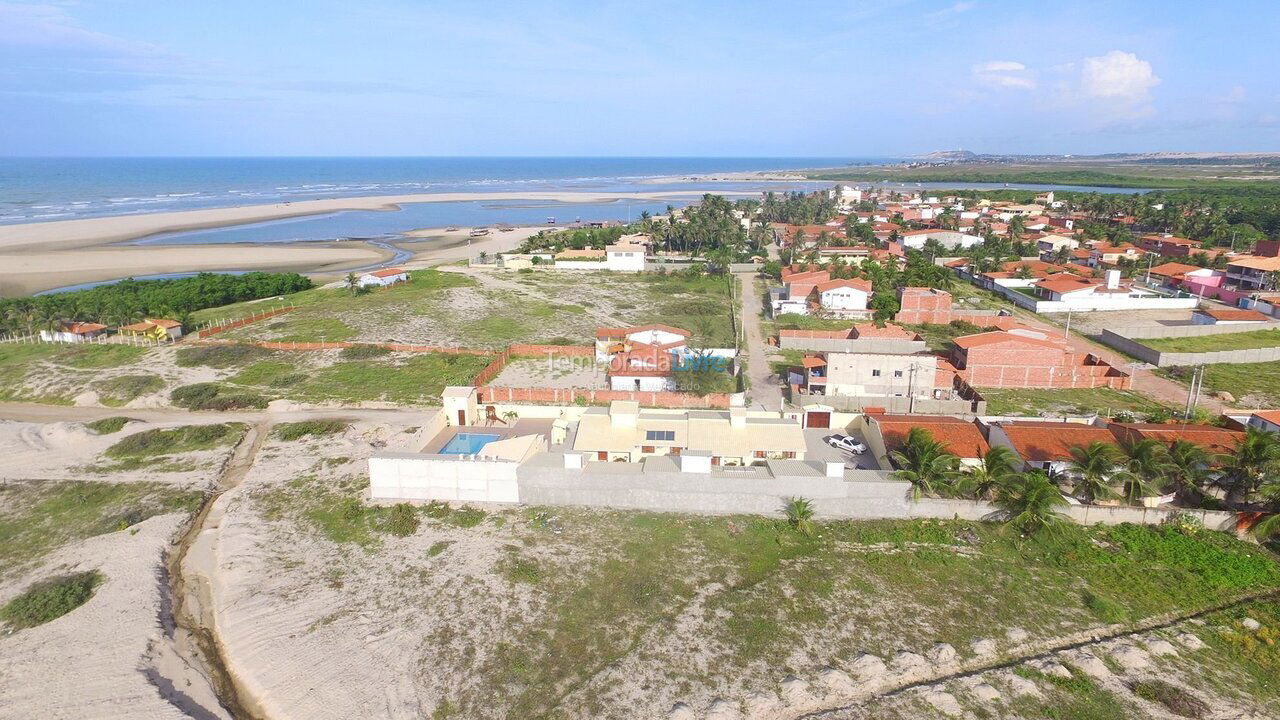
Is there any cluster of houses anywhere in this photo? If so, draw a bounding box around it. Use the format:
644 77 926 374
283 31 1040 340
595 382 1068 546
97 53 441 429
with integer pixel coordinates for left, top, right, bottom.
40 317 184 344
594 323 738 392
495 234 651 273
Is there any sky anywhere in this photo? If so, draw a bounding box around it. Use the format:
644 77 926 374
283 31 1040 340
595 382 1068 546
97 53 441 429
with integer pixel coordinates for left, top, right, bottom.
1 0 1278 157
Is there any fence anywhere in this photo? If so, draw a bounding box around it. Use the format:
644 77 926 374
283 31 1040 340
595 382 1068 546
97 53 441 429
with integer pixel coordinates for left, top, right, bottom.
1099 322 1280 367
192 305 297 339
472 343 596 387
192 337 492 356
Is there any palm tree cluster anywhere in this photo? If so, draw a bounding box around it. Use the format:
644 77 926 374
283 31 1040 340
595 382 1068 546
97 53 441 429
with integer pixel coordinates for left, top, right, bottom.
887 426 1280 539
0 271 312 335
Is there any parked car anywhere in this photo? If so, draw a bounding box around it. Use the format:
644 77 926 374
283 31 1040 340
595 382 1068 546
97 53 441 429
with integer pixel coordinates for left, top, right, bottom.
826 434 867 455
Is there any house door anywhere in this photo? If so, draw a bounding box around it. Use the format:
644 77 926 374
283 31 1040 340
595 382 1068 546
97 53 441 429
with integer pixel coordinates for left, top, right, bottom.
634 379 641 390
457 409 467 426
806 411 831 429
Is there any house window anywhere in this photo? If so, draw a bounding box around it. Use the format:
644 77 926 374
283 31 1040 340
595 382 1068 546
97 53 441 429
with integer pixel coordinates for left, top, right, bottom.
645 430 675 442
893 370 903 378
783 451 796 459
641 446 655 453
754 450 766 458
871 369 881 377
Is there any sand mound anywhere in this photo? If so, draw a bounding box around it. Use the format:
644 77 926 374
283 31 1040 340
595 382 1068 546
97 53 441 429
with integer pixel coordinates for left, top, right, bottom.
1065 649 1111 679
921 688 963 716
1241 618 1262 631
780 675 814 707
668 701 696 719
1176 632 1205 650
1004 672 1042 697
1006 627 1029 643
742 691 779 719
969 682 1001 702
817 666 857 695
927 642 957 666
1109 644 1151 670
0 513 223 719
888 651 931 682
1032 660 1072 679
970 638 998 658
1145 638 1178 656
704 698 741 720
849 653 888 685
73 390 100 407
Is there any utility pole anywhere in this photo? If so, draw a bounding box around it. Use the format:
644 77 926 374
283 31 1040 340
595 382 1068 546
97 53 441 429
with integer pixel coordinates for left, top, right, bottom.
1063 308 1072 339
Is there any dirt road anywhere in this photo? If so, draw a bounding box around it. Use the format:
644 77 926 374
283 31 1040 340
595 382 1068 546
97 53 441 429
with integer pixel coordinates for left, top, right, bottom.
738 273 785 411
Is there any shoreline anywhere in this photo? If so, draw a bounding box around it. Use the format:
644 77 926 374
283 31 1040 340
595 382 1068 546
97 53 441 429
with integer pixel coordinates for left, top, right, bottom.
0 189 755 253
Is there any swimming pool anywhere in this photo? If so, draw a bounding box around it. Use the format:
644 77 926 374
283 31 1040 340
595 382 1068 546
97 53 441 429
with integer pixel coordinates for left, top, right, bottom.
439 432 502 455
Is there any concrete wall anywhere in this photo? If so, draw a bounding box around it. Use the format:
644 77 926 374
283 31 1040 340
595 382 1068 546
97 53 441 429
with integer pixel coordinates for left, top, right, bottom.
797 394 985 415
779 336 928 354
376 454 1238 532
993 285 1199 314
369 453 521 503
1099 323 1280 367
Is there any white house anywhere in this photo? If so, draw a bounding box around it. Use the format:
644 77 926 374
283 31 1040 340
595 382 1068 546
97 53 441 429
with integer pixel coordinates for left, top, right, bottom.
816 278 872 313
898 229 982 251
359 267 409 287
39 322 109 343
595 324 692 362
605 240 647 272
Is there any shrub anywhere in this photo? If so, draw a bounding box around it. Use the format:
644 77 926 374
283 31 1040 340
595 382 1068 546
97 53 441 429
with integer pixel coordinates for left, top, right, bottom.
104 423 242 458
1129 680 1208 717
1 571 102 629
175 344 270 369
170 383 267 410
85 416 132 434
384 503 421 537
97 374 163 404
339 344 391 360
1082 589 1130 624
274 420 349 441
783 497 816 536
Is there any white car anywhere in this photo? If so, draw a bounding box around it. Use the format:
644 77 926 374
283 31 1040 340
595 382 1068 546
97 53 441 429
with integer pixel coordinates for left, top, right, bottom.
826 434 867 455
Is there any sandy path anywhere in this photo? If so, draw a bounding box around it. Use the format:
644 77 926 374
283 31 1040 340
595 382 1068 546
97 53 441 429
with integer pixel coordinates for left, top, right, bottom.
740 273 784 411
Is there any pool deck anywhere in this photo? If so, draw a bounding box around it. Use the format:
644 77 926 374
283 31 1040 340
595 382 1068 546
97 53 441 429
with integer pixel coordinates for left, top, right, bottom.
422 418 572 454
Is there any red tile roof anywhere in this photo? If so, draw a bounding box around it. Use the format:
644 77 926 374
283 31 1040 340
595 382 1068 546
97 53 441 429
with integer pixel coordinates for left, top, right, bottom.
1035 274 1099 294
366 267 406 278
62 322 107 334
1146 262 1201 279
872 415 990 459
953 329 1063 351
816 278 873 293
1109 423 1245 456
850 323 918 340
996 421 1119 462
1199 308 1270 322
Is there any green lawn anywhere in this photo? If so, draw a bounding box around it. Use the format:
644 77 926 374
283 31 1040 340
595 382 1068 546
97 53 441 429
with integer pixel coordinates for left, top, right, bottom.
223 352 491 404
980 386 1168 417
0 481 205 579
1183 361 1280 407
1142 328 1280 353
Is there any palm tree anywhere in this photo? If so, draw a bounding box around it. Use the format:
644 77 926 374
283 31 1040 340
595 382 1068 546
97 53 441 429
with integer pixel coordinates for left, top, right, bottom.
1118 438 1174 505
1218 428 1280 506
1166 439 1214 506
889 427 960 500
955 446 1018 501
1066 441 1124 504
994 470 1069 536
782 496 816 536
345 272 359 296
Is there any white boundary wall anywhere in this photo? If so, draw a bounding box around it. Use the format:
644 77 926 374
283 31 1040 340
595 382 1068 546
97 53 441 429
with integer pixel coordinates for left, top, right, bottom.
369 453 520 503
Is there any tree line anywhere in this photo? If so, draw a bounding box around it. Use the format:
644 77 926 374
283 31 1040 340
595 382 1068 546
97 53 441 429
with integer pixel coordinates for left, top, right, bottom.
0 272 313 334
890 425 1280 538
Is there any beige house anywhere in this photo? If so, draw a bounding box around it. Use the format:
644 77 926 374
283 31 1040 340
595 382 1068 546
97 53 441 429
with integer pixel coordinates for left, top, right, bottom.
572 401 806 465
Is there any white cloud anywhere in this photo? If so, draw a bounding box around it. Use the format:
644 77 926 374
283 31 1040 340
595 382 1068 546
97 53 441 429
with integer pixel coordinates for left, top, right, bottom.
972 60 1036 90
1080 50 1159 100
929 1 976 19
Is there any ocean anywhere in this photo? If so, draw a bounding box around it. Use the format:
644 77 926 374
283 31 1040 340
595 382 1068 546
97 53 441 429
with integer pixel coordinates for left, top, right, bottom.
0 156 867 225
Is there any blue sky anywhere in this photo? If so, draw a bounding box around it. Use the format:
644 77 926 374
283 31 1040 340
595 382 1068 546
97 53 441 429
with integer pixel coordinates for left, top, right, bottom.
2 0 1278 157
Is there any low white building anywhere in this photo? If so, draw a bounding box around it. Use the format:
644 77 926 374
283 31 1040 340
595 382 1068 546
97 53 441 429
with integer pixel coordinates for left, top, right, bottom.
39 322 108 343
605 241 647 272
898 229 982 251
359 267 408 287
816 278 872 312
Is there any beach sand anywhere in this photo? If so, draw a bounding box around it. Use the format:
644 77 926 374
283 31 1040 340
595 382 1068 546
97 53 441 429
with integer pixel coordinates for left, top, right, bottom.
0 242 392 296
0 189 731 296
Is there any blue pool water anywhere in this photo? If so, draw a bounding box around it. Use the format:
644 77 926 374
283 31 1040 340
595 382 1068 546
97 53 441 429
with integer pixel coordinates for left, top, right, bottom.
439 432 502 455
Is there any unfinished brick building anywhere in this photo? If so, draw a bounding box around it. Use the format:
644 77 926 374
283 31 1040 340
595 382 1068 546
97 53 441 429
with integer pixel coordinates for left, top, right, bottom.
894 287 1018 328
951 327 1132 390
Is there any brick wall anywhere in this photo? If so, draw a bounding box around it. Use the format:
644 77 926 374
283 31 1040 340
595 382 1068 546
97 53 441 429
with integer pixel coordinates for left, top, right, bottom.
472 344 596 387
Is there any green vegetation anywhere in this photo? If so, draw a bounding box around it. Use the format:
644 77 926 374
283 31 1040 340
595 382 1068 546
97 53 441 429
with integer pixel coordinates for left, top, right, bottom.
1175 361 1280 408
103 423 244 461
903 319 990 353
1012 664 1132 719
95 374 163 406
274 420 349 441
288 353 490 404
806 164 1274 189
170 382 268 410
339 344 392 360
771 313 851 331
1143 328 1280 353
0 571 102 629
257 476 488 549
980 386 1167 417
459 511 1280 717
84 416 132 434
0 272 312 334
0 481 204 577
175 343 271 368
